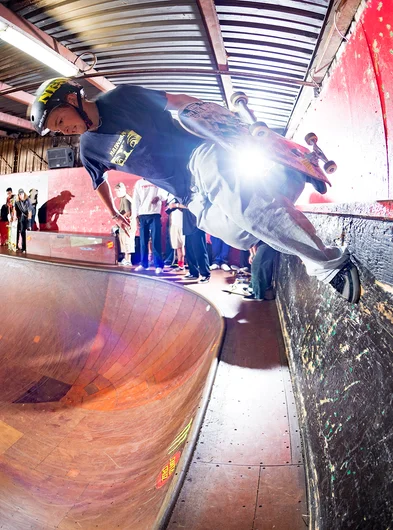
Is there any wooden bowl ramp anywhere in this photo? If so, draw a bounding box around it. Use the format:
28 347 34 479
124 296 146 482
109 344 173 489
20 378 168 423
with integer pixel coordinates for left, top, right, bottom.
0 256 223 530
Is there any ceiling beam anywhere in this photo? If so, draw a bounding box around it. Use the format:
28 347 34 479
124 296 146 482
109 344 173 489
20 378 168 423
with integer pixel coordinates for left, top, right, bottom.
196 0 234 107
0 3 115 94
0 81 34 106
0 111 34 130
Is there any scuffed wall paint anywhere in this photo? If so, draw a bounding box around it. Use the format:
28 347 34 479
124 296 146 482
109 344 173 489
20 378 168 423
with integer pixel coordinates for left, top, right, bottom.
276 212 393 529
294 0 393 204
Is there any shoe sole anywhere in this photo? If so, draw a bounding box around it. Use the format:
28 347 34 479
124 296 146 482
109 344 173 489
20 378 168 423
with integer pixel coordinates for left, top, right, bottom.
347 263 361 303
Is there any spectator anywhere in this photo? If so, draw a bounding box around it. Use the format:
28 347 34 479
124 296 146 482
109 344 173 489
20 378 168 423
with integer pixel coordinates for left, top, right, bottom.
132 179 166 274
243 242 277 301
166 195 185 270
114 182 136 266
1 189 11 246
163 213 175 267
14 188 32 252
210 236 231 271
169 202 210 283
240 249 250 271
29 188 38 230
5 188 16 251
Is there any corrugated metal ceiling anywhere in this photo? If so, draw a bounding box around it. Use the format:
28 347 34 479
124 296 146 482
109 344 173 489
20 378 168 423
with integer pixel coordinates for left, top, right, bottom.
0 0 332 133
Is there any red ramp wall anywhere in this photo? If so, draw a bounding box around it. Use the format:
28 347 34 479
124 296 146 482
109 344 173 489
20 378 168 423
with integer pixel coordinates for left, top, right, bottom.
295 0 393 205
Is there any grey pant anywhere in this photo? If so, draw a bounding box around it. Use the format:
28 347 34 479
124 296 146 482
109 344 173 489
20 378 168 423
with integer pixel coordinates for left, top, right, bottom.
188 142 348 283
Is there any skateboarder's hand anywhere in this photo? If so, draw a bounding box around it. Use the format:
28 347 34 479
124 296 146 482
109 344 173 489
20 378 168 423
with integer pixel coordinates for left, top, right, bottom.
114 213 131 236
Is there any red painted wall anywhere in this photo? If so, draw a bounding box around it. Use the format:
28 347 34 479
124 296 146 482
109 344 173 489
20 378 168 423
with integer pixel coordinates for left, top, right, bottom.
0 168 140 235
295 0 393 205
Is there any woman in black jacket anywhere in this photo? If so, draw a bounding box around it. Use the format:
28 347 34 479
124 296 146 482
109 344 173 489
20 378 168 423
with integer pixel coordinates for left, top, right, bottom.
14 189 32 252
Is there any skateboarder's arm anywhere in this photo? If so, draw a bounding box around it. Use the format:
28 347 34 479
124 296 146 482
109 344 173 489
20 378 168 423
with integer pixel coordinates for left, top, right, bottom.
165 93 200 111
96 180 131 232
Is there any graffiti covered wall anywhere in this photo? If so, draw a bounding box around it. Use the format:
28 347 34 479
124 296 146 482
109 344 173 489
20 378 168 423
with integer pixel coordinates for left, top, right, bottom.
279 2 393 528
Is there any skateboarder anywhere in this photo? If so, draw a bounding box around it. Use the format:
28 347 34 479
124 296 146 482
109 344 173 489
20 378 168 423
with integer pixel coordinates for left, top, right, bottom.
30 78 360 302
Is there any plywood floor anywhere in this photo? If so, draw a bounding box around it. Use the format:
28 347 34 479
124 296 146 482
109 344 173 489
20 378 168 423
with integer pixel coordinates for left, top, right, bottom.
166 270 308 530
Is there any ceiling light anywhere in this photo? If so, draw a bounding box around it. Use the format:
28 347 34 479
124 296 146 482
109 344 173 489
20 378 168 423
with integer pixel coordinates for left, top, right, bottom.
0 20 79 77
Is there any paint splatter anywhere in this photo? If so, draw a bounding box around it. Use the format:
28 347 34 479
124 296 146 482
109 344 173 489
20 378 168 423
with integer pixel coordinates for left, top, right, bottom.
343 381 360 392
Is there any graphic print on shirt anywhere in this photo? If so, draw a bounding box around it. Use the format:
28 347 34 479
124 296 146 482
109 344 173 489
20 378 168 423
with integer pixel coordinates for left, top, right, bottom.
110 130 142 166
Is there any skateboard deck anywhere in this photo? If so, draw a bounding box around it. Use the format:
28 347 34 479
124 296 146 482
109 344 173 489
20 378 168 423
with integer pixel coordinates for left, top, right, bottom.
178 101 331 192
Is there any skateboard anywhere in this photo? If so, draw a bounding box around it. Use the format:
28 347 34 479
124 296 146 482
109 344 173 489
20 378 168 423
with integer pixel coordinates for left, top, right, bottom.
178 93 336 194
222 265 251 295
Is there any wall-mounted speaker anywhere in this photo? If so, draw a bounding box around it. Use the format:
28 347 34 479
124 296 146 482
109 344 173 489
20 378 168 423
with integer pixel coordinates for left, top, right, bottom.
47 147 75 169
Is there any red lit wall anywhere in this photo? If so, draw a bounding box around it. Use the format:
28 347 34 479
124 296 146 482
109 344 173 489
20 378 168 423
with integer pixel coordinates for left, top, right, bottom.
295 0 393 205
0 167 140 235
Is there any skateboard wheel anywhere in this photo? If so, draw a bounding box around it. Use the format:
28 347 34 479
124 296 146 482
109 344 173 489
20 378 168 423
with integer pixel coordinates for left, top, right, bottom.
305 132 318 145
324 160 337 174
250 121 268 136
231 91 248 107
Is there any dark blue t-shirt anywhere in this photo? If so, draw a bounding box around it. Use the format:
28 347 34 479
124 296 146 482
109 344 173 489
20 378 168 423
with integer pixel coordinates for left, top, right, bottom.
80 85 203 201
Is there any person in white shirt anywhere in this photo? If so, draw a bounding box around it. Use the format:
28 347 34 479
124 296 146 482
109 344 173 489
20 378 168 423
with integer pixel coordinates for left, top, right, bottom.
132 179 166 274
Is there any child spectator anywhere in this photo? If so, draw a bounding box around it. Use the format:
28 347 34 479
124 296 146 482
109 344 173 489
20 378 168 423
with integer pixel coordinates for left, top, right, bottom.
166 195 185 270
114 182 135 266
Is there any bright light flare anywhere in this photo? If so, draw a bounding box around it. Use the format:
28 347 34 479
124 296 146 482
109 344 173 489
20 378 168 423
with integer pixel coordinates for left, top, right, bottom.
232 141 275 180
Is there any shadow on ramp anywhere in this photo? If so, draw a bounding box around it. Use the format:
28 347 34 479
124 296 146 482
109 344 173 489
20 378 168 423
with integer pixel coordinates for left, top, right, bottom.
0 256 224 530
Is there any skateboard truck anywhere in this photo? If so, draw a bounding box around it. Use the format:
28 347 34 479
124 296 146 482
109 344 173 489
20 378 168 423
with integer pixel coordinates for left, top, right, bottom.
231 91 337 175
231 92 269 137
304 133 337 174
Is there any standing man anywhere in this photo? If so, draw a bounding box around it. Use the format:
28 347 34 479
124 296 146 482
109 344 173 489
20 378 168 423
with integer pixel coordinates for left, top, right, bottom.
30 78 360 303
14 189 32 253
132 179 166 274
29 188 38 230
167 201 210 283
243 241 277 301
210 236 231 272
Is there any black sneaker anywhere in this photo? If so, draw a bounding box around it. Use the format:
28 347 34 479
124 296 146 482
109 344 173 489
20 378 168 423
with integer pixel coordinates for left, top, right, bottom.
199 276 210 283
329 261 360 303
243 294 263 302
184 273 199 280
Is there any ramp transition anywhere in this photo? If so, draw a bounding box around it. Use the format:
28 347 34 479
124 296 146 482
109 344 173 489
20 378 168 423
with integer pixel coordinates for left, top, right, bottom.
0 256 223 529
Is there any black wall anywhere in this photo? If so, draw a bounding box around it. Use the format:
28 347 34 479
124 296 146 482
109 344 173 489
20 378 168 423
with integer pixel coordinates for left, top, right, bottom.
276 212 393 530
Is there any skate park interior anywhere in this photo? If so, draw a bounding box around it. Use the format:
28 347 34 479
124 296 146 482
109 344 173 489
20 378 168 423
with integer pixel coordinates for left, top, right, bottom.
0 0 392 529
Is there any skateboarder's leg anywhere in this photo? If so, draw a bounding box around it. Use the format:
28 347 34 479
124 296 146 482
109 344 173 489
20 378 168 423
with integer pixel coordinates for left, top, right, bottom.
189 142 350 284
251 243 277 300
